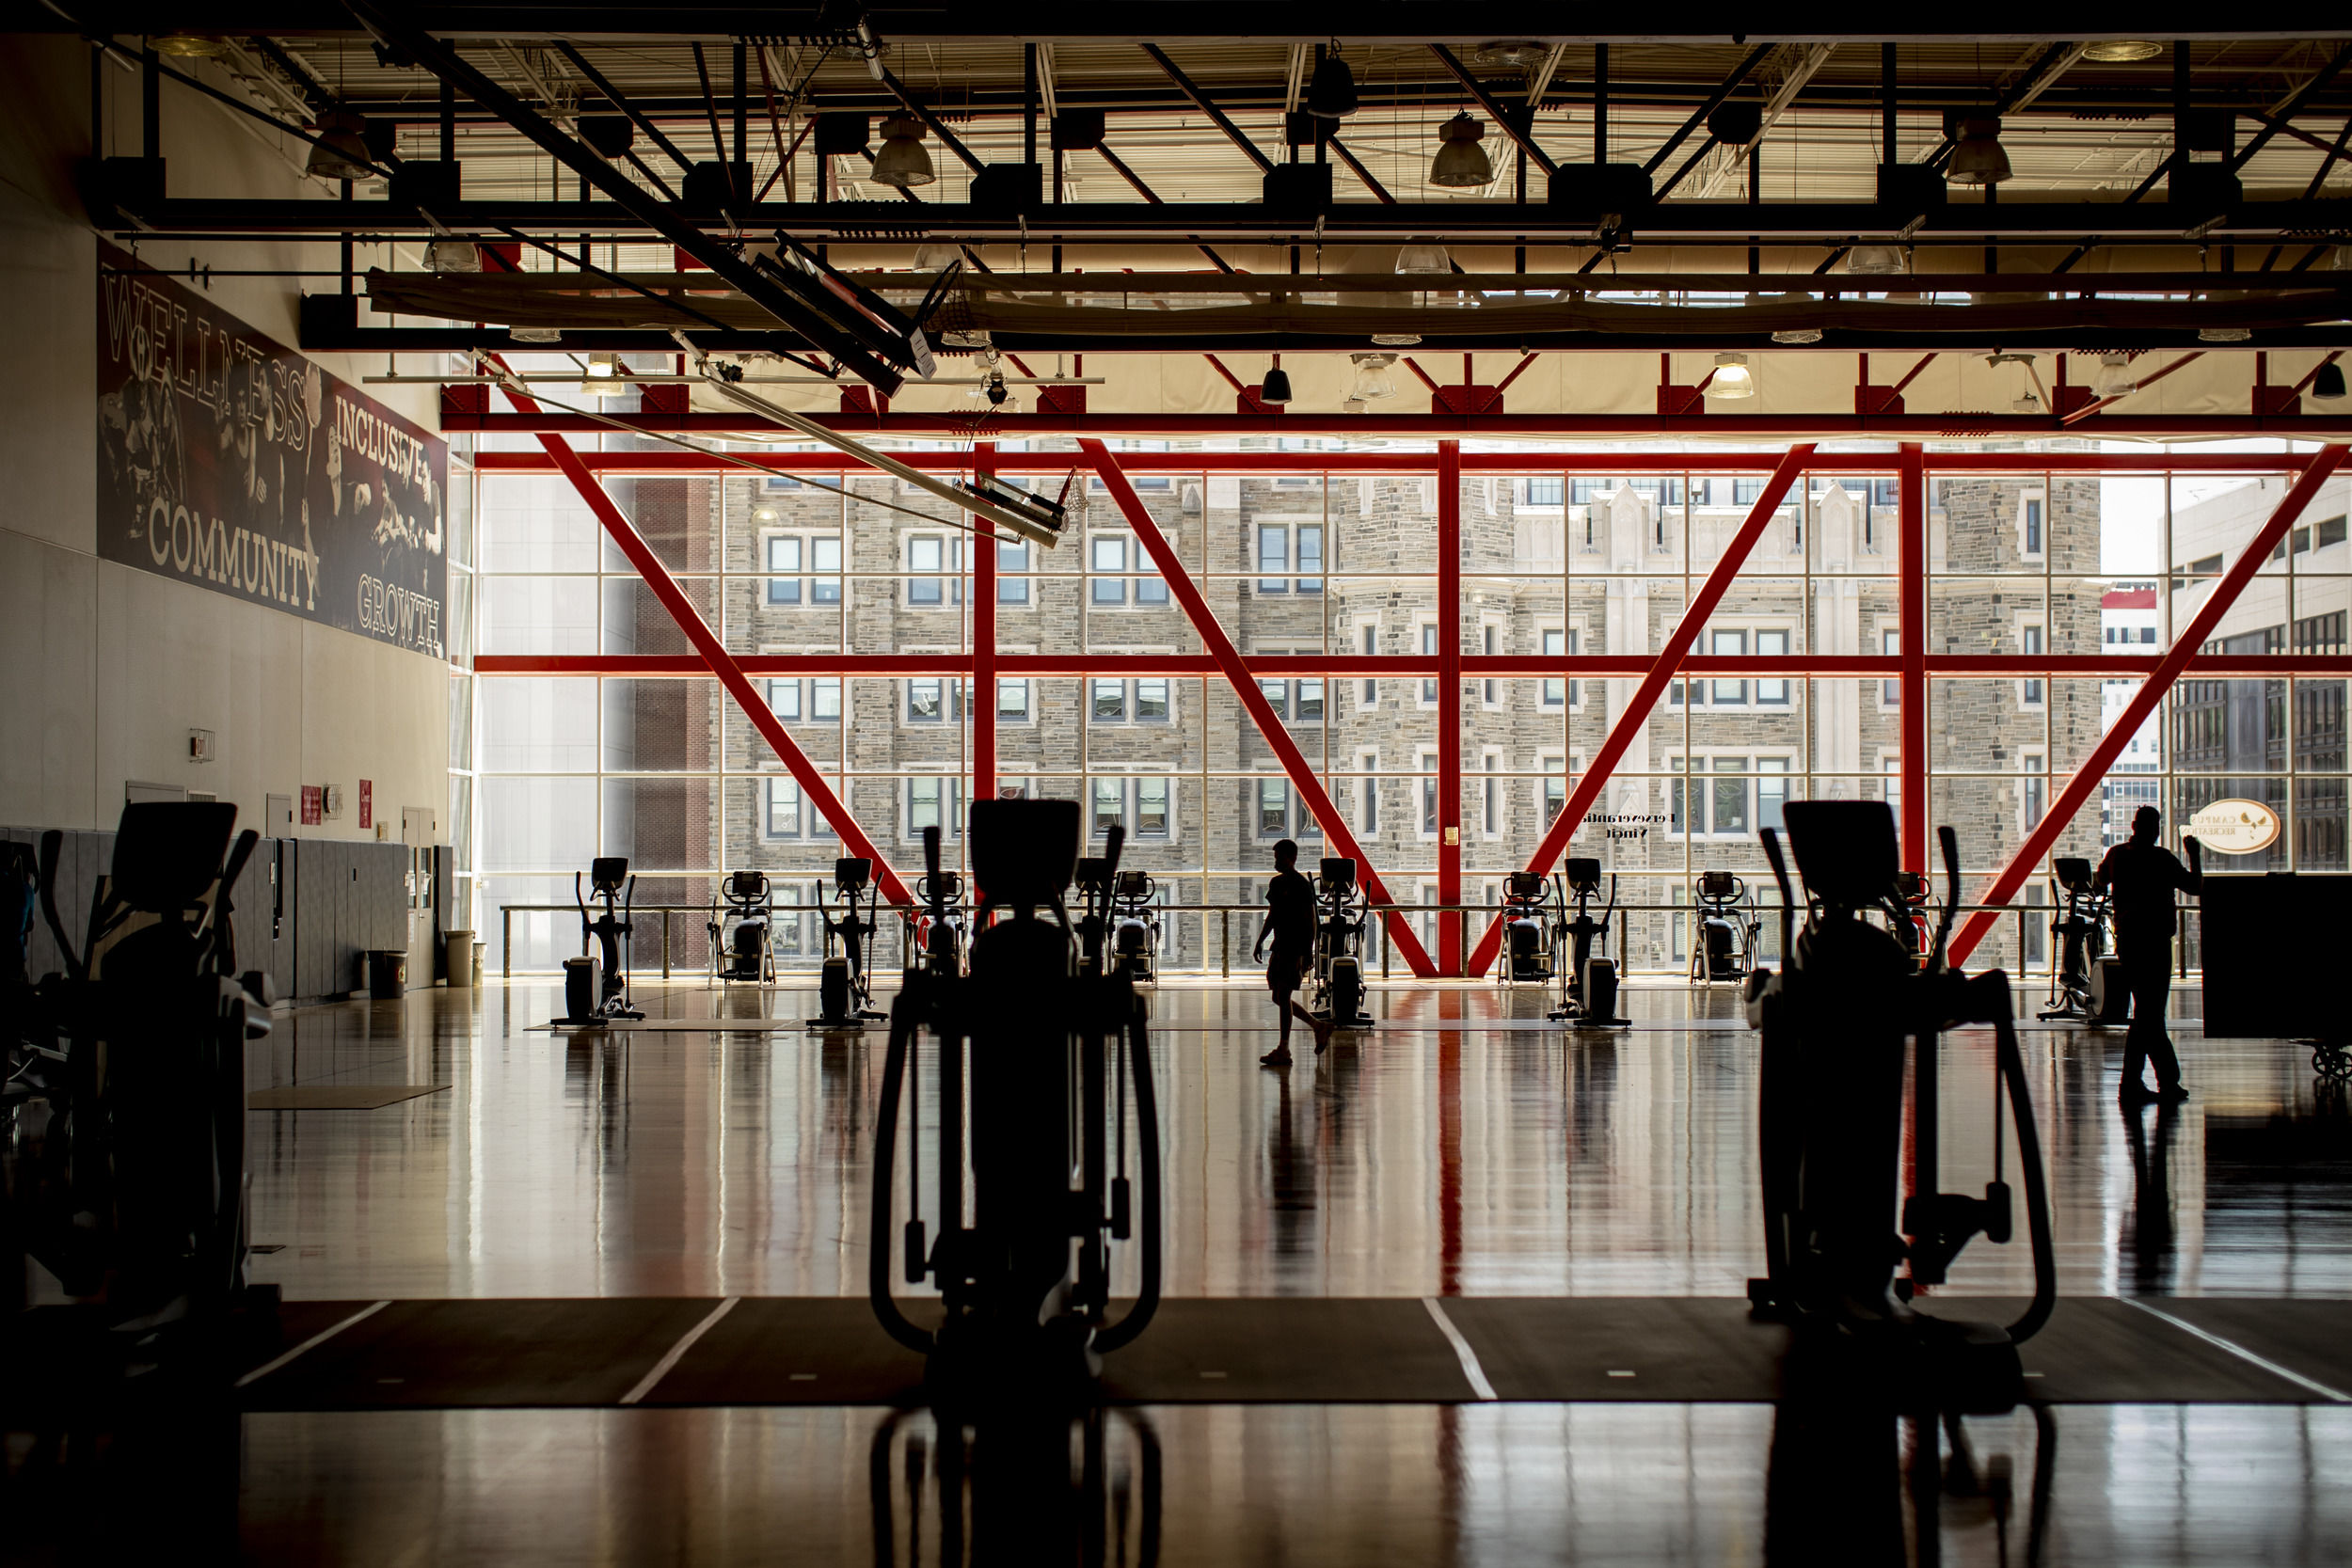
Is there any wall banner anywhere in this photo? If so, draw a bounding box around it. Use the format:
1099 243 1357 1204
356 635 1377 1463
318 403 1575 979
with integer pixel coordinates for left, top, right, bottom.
96 242 448 658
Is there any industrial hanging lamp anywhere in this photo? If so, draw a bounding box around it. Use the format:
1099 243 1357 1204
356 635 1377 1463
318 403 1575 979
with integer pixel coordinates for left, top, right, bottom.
1259 354 1294 405
151 31 228 56
1847 245 1909 276
1306 46 1359 119
1347 353 1399 402
2082 40 2165 62
1708 353 1756 400
2095 351 2138 399
1428 113 1494 189
305 111 376 181
869 115 936 189
913 240 961 271
2312 361 2348 403
1947 119 2012 185
425 236 483 273
1395 242 1453 276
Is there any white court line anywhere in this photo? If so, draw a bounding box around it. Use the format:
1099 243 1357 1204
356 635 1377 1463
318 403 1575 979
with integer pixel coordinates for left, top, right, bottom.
619 1297 741 1406
234 1300 390 1389
2122 1298 2352 1403
1422 1298 1499 1402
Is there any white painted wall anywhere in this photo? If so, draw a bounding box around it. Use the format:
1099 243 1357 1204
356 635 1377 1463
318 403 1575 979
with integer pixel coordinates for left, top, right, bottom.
0 36 449 836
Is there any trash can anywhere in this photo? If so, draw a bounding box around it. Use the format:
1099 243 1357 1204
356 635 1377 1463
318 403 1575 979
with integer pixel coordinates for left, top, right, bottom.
443 929 475 989
367 949 408 1000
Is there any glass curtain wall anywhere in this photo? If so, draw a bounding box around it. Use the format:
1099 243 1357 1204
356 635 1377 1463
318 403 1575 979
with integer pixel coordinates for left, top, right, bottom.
465 437 2348 979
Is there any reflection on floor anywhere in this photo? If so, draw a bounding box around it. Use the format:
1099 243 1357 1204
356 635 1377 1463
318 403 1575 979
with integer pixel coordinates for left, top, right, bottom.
97 980 2352 1561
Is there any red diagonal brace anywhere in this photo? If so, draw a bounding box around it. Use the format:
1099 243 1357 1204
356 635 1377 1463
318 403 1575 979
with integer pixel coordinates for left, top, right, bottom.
496 376 913 907
1079 437 1439 978
1948 442 2348 966
1467 444 1815 976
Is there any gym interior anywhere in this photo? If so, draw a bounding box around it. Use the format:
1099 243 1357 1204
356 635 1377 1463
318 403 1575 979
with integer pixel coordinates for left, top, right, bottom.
4 14 2352 1565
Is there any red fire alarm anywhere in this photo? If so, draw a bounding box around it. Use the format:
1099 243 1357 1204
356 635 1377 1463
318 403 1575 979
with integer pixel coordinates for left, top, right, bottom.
358 780 373 830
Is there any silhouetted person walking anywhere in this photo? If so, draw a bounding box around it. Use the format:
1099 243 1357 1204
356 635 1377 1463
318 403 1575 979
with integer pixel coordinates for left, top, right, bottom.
2093 805 2202 1102
1254 839 1330 1067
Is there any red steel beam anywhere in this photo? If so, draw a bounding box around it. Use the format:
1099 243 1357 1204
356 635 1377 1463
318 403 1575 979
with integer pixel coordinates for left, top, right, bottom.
1899 443 1928 875
477 653 2352 678
1947 442 2349 966
478 653 2352 678
495 377 914 908
1078 436 1439 978
972 442 998 802
1465 445 1816 977
469 449 2338 477
450 412 2352 439
1438 439 1463 973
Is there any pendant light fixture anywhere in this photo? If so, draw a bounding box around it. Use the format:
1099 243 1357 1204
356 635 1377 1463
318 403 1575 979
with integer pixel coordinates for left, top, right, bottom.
1947 119 2011 186
1347 353 1399 402
1428 113 1494 190
1306 46 1359 119
869 115 936 189
2198 326 2253 343
1707 353 1756 400
1259 354 1294 405
1847 245 1908 276
2082 40 2165 62
1395 243 1453 276
425 237 483 273
305 111 377 181
151 31 228 56
2095 351 2138 399
579 351 624 398
913 241 961 272
2312 361 2348 403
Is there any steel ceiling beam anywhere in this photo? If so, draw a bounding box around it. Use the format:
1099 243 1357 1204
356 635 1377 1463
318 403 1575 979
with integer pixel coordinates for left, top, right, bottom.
1137 43 1274 175
1429 43 1557 178
1947 441 2349 967
336 0 917 391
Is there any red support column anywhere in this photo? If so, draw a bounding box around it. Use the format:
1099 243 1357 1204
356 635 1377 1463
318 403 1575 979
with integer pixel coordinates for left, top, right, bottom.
1466 445 1816 976
1079 437 1438 977
971 442 996 802
1898 442 1928 876
1438 440 1464 974
1948 442 2349 965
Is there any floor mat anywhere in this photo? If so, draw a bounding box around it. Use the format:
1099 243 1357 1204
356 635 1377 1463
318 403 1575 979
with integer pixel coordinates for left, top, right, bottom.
247 1085 447 1110
232 1295 2347 1411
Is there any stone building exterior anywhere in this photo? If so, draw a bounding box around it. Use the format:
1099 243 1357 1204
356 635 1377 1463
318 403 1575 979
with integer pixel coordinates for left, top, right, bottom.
498 441 2125 977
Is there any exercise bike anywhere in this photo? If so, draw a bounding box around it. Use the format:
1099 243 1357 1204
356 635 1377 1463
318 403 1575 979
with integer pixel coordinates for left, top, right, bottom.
1310 857 1373 1027
808 857 887 1029
1107 870 1162 982
1549 858 1628 1026
905 864 966 979
8 802 278 1393
870 806 1163 1411
1692 869 1762 983
706 870 774 987
558 857 644 1024
2038 857 2118 1022
1745 801 2057 1412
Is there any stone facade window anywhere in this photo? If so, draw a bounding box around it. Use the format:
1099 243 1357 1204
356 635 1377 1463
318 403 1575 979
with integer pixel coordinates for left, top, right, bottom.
996 540 1031 605
764 778 835 841
905 533 962 607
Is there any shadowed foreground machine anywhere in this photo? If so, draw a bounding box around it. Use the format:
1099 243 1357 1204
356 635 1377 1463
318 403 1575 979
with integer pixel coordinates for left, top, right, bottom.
870 801 1163 1410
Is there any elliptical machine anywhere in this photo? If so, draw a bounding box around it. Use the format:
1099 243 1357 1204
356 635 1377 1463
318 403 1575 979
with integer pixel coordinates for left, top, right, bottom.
559 857 644 1024
707 870 774 987
1107 870 1161 982
1692 870 1761 982
2038 857 2116 1022
1548 858 1627 1026
906 863 966 979
1500 871 1556 984
8 802 277 1388
808 857 886 1029
1745 801 2057 1411
870 805 1163 1410
1310 857 1373 1028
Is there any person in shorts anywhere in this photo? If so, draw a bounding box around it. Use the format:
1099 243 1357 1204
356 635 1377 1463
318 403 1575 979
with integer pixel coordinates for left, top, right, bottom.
1254 838 1331 1067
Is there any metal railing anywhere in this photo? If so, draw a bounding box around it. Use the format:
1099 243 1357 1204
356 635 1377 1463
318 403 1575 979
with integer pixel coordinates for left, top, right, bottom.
499 897 2191 984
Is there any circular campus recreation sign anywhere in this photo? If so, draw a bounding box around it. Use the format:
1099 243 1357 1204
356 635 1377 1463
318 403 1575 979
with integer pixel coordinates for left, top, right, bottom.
2188 799 2281 854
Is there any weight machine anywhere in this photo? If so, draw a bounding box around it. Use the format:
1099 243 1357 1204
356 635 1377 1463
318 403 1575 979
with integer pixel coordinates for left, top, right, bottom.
8 802 278 1390
1691 869 1762 983
559 856 644 1024
2037 857 2118 1022
1746 801 2057 1411
869 804 1163 1410
1549 859 1627 1026
706 870 774 988
1310 858 1373 1028
808 857 886 1029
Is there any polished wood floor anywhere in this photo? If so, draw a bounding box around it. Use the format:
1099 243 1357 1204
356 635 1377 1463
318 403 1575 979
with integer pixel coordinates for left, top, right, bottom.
75 977 2352 1564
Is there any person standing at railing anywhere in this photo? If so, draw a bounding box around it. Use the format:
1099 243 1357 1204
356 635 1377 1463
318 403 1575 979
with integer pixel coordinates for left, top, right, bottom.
2092 805 2203 1103
1254 838 1331 1068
